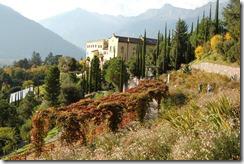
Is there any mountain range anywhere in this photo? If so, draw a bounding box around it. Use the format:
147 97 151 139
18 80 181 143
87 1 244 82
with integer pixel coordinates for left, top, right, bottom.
0 4 85 66
0 1 228 66
40 1 228 49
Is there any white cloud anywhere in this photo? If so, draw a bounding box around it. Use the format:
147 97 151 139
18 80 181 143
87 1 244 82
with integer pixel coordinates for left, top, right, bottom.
0 0 218 21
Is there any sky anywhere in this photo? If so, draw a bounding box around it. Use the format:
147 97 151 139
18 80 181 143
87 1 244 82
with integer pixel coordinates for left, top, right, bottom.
0 0 218 21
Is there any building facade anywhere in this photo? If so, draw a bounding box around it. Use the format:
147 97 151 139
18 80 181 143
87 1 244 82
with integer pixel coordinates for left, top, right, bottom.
9 86 34 104
86 39 108 60
86 34 157 64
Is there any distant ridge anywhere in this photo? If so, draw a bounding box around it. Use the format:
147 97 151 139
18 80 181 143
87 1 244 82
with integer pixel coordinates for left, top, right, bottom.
40 1 228 49
0 4 85 65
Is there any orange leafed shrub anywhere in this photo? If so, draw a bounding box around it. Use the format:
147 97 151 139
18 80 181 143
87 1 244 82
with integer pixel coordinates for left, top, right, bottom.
224 32 232 41
195 46 204 60
210 35 223 51
30 80 169 156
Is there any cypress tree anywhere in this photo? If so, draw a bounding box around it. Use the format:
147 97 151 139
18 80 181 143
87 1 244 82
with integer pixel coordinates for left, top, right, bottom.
142 30 147 78
205 16 209 42
172 19 188 69
81 73 86 96
119 57 124 92
136 43 140 77
174 42 178 70
89 61 92 93
156 31 160 66
168 30 171 46
139 42 143 78
161 33 164 42
167 30 171 69
209 4 212 20
190 22 194 34
86 68 89 94
215 0 219 34
44 66 60 107
84 73 87 95
90 56 101 92
163 24 168 72
197 16 200 35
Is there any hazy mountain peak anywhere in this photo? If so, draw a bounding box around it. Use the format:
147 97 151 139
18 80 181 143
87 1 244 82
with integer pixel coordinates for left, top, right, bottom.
39 1 228 50
162 3 174 8
0 3 85 65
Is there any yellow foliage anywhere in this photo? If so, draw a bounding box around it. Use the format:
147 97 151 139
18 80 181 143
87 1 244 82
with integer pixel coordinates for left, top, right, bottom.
210 35 223 51
22 80 34 88
195 46 204 60
224 32 232 41
3 67 13 75
3 67 24 75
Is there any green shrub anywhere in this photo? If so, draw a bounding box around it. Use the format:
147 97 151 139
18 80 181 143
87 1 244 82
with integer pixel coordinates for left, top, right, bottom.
211 132 240 160
60 83 83 106
0 127 18 155
205 96 233 130
161 92 187 111
20 119 32 143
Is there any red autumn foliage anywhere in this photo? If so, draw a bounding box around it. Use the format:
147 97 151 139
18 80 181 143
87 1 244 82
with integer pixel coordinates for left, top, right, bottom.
30 80 169 156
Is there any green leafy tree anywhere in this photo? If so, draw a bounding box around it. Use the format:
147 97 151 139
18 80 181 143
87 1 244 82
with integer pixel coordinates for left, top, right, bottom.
223 0 240 41
0 99 18 127
102 60 114 90
60 81 82 105
142 30 147 78
138 42 143 78
90 55 102 92
17 92 39 121
171 19 189 69
44 66 60 106
155 31 161 66
214 0 220 34
128 55 139 77
191 18 213 47
44 53 62 65
14 58 30 69
0 72 12 88
104 57 129 91
58 56 79 73
22 80 34 89
158 24 170 74
186 23 195 63
223 0 240 63
0 127 18 155
19 119 32 143
31 51 42 66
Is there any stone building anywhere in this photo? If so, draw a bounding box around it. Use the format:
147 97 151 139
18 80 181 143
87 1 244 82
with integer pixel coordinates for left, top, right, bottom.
86 34 157 64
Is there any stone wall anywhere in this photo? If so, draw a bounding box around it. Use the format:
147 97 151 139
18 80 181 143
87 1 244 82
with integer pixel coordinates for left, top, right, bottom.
191 62 240 80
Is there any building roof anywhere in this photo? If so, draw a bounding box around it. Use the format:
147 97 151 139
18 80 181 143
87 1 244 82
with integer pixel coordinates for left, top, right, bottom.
113 34 157 45
86 39 108 44
86 34 157 46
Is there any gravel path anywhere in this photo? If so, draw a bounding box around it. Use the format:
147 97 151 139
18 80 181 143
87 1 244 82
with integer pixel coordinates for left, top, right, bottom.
191 62 240 80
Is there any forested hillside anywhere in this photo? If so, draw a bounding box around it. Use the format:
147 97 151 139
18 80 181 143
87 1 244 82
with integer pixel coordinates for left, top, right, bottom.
0 0 240 160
